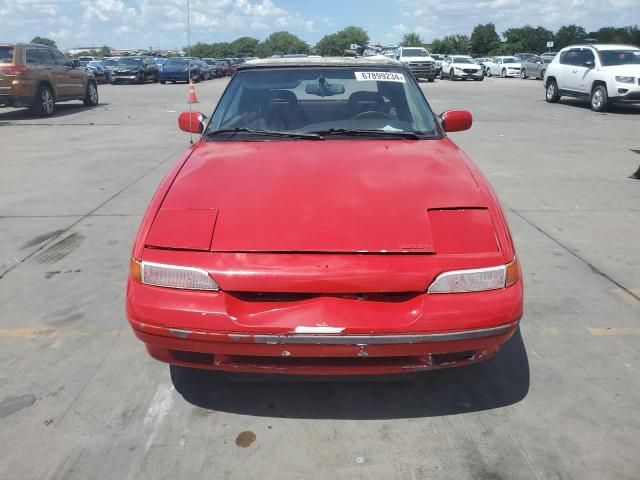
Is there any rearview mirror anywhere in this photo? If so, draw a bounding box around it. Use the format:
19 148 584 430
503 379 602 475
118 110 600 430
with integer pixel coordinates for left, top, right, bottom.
178 111 206 134
441 110 472 133
304 82 345 97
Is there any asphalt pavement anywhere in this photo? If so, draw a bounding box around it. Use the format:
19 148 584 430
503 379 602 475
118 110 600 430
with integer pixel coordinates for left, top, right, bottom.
1 75 639 480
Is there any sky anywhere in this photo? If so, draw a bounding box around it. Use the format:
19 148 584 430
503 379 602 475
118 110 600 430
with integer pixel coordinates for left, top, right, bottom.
1 0 638 50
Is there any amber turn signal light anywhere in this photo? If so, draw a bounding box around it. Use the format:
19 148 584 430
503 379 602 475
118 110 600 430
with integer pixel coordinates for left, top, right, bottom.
505 257 520 287
129 258 142 282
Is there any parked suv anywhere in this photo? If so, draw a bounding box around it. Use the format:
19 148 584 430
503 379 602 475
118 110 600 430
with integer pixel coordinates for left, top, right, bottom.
395 47 436 82
544 44 640 112
0 43 98 116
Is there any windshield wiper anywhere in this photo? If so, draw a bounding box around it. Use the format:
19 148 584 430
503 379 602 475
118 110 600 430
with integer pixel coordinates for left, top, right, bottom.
204 128 323 140
310 128 422 139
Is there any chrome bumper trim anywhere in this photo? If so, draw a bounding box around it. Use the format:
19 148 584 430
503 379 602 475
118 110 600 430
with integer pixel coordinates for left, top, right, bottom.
229 323 516 345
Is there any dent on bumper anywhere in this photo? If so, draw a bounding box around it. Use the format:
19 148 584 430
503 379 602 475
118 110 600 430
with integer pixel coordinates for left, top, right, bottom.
127 278 522 374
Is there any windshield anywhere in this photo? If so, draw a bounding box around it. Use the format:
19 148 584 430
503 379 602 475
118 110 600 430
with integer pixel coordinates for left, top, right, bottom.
402 48 429 57
166 57 190 65
452 57 474 64
503 57 519 64
103 58 118 66
0 46 15 63
118 57 143 66
88 61 102 67
599 50 640 66
208 67 439 140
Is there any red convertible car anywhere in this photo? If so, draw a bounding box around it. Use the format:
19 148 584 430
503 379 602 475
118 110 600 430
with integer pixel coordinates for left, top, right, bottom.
127 57 523 376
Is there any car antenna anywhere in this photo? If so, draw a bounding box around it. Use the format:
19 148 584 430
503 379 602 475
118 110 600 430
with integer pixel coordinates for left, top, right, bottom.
187 0 193 145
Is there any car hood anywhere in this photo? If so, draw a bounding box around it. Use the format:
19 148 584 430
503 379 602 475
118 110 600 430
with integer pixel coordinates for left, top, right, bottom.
453 63 481 69
600 64 640 75
402 56 434 62
162 64 190 72
147 139 491 253
504 63 521 68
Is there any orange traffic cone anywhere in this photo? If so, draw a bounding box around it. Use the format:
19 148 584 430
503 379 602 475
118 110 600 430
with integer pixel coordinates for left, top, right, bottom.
188 79 199 104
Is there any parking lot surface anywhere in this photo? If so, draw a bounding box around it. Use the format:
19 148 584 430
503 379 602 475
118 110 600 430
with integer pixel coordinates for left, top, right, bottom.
1 77 639 480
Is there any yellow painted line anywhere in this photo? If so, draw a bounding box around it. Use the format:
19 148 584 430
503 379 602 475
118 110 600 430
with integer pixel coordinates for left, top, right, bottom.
587 327 640 336
0 328 125 339
544 327 559 335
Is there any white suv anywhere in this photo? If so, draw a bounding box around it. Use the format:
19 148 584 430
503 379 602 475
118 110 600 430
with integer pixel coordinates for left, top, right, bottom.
544 44 640 112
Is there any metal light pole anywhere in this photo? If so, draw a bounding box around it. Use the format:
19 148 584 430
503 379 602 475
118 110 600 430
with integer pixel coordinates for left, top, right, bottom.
187 0 193 144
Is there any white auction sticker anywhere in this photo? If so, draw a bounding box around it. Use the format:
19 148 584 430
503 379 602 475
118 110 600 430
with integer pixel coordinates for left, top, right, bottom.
355 71 406 82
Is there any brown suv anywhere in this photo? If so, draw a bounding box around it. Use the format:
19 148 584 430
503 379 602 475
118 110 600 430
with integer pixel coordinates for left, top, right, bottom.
0 43 98 116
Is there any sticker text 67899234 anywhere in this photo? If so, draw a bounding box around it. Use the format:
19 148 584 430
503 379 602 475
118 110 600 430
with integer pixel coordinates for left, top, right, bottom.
355 72 406 83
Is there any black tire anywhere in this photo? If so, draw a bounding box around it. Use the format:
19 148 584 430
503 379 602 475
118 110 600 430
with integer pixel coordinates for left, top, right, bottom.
137 72 146 84
476 75 484 81
539 69 546 80
486 69 492 77
501 68 507 78
427 77 435 83
160 80 166 84
545 79 560 103
590 85 609 112
83 81 99 106
449 70 455 81
31 84 55 116
520 69 527 79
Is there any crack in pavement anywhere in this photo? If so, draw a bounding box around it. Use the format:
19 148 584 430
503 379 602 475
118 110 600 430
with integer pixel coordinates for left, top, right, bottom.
511 209 640 303
0 148 180 279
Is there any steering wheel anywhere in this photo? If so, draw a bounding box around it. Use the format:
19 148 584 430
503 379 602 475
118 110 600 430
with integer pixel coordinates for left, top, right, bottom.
352 110 393 120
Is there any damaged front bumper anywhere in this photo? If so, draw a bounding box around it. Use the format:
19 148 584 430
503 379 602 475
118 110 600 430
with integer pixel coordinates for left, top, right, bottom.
127 277 522 375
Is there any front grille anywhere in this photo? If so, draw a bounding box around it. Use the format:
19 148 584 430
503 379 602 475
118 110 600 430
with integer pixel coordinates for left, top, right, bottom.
228 292 420 303
463 69 477 74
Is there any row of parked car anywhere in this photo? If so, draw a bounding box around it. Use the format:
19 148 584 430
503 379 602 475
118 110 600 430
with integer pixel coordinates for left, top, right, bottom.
428 52 558 81
77 55 249 84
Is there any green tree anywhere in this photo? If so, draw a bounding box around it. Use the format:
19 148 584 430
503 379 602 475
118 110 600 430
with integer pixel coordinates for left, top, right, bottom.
401 33 424 47
31 36 56 48
503 25 553 53
470 23 500 54
554 25 587 49
230 36 259 57
258 31 309 57
315 26 369 56
431 35 470 54
589 25 639 45
189 42 214 58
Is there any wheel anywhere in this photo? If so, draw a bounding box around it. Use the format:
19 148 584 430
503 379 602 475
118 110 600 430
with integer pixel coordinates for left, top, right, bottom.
539 69 546 80
137 72 146 84
486 69 492 77
545 79 560 103
449 70 455 81
31 84 55 116
501 68 507 78
520 69 527 79
160 80 166 84
428 77 435 83
590 85 609 112
83 81 99 106
476 75 484 81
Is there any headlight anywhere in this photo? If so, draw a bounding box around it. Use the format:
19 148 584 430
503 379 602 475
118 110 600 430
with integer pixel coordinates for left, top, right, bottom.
130 260 219 290
615 76 634 84
427 258 519 294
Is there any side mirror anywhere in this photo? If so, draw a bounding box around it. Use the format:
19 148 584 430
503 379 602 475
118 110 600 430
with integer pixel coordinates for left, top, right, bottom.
71 59 80 68
584 60 595 68
441 110 472 133
178 111 206 134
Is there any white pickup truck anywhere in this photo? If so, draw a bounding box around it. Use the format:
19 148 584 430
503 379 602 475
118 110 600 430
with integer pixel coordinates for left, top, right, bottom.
395 47 436 82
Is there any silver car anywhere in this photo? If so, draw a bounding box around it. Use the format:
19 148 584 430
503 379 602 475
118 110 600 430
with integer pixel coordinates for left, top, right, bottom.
520 55 553 80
